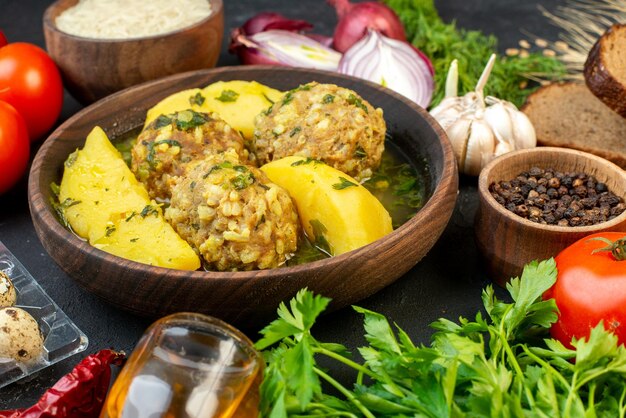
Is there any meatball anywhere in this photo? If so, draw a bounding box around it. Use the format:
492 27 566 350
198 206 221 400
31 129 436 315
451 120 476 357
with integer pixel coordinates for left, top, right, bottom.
165 150 299 271
253 82 386 180
131 110 249 201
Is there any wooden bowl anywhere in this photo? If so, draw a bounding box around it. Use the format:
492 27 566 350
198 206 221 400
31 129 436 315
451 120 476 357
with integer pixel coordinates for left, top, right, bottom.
476 147 626 286
28 67 458 328
43 0 224 104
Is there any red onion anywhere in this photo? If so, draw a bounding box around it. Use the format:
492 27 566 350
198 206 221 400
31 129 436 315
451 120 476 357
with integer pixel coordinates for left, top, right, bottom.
328 0 406 53
230 13 336 67
241 12 313 35
338 30 434 108
242 30 341 70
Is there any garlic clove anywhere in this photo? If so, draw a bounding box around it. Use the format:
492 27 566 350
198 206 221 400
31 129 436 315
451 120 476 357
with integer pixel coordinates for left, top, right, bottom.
446 117 472 172
464 120 495 176
510 110 537 150
483 101 514 145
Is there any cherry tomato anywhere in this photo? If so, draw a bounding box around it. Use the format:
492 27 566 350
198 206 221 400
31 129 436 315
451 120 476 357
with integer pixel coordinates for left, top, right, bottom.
0 32 7 48
0 100 30 194
0 42 63 141
544 232 626 348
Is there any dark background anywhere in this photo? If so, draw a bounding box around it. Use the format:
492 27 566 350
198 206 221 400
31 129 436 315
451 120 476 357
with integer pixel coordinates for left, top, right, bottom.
0 0 563 409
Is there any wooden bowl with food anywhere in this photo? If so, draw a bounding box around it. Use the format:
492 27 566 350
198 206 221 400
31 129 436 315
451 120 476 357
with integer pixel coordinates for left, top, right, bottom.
28 66 458 327
476 147 626 286
43 0 224 104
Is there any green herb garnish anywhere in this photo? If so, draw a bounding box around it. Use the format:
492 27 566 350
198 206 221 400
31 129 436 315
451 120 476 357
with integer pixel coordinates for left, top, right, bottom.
140 205 159 218
308 219 331 255
289 127 302 137
346 93 369 113
203 161 234 178
175 110 208 130
332 177 358 190
291 158 323 167
125 211 137 222
262 93 275 104
130 238 139 242
282 91 295 106
384 0 565 107
146 139 182 169
257 259 626 417
64 150 79 168
215 89 239 102
153 115 172 129
230 172 255 190
354 145 367 159
105 225 116 237
322 94 335 104
189 92 206 106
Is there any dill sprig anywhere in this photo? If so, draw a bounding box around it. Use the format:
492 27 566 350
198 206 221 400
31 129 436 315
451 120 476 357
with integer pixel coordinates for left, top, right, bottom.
384 0 566 107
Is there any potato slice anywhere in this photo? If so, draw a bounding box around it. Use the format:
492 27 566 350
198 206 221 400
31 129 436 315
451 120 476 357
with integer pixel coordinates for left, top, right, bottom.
200 81 283 139
144 88 203 129
143 81 283 140
261 156 392 256
59 127 201 270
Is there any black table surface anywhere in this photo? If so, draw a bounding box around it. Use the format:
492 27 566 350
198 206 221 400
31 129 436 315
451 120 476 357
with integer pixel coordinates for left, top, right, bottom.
0 0 565 409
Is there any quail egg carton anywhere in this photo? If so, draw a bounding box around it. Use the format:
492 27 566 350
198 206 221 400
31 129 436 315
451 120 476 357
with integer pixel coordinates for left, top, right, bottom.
0 240 88 389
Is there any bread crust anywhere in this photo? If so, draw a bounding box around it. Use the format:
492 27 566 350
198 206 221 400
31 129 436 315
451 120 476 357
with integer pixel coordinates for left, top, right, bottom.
522 82 626 170
584 23 626 118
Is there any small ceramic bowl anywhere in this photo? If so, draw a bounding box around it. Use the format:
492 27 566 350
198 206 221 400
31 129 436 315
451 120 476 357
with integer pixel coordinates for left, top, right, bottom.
43 0 224 104
475 147 626 286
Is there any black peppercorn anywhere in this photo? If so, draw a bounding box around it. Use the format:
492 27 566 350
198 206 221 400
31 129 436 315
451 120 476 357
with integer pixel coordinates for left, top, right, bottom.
488 167 625 227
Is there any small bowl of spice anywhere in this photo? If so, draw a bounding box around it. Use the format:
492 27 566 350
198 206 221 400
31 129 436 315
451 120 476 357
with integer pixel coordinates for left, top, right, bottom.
475 146 626 285
43 0 224 104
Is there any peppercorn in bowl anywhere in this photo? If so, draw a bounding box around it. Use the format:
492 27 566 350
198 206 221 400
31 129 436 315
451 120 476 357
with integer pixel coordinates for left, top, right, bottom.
28 66 458 327
475 147 626 286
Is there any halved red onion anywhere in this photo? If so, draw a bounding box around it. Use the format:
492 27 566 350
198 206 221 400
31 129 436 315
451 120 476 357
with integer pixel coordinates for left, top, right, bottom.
247 30 342 71
241 12 313 35
338 30 434 108
328 0 406 53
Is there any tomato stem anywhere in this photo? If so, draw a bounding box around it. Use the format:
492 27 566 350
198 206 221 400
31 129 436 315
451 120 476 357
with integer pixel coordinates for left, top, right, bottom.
589 237 626 261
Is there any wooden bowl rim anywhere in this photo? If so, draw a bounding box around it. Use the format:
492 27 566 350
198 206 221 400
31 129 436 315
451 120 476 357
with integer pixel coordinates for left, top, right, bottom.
29 65 457 283
478 146 626 233
43 0 224 43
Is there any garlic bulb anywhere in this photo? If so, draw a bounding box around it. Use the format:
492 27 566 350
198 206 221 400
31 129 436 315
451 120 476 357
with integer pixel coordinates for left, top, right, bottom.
430 54 536 176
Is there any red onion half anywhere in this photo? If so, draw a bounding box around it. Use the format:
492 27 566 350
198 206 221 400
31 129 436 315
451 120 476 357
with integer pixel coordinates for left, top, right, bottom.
338 30 434 108
328 0 406 53
246 30 342 70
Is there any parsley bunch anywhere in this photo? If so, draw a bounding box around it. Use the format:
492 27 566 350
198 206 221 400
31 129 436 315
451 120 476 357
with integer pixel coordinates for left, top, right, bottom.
256 259 626 417
383 0 566 108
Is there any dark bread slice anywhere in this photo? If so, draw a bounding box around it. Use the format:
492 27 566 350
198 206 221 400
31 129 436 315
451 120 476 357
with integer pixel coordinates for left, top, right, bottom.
584 23 626 118
521 82 626 169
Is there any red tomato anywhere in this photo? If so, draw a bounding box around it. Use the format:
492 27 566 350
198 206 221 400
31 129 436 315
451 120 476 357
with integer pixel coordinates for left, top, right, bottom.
0 32 7 48
545 232 626 348
0 42 63 141
0 100 30 194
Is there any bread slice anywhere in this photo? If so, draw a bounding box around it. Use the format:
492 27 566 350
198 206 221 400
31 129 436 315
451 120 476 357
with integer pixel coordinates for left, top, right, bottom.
584 23 626 118
521 82 626 169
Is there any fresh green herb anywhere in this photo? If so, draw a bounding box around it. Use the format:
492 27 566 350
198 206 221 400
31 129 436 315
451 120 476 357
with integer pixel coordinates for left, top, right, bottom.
130 238 139 242
234 165 249 173
308 219 331 255
175 110 208 130
203 161 234 178
191 223 200 231
322 94 335 104
125 211 137 222
291 158 323 167
146 139 182 169
282 91 295 106
230 172 255 190
140 205 159 218
332 177 358 190
105 225 116 237
383 0 565 107
289 127 302 137
64 150 79 168
262 93 275 104
50 197 81 229
215 89 239 102
50 182 61 197
189 92 206 106
153 115 172 129
262 104 274 116
354 146 367 159
346 94 369 113
190 181 196 190
258 259 626 417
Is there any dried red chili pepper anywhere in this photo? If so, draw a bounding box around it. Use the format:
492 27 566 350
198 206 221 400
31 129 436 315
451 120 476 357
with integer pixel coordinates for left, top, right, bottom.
0 349 125 418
